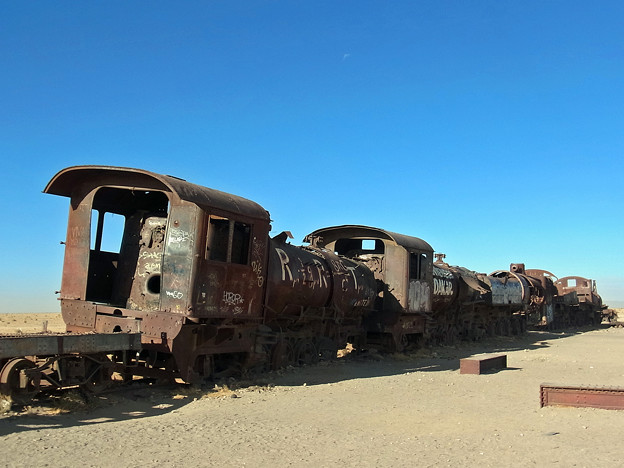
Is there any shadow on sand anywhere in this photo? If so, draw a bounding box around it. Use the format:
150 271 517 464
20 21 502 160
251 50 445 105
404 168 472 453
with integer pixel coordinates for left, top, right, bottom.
0 325 605 435
270 326 597 387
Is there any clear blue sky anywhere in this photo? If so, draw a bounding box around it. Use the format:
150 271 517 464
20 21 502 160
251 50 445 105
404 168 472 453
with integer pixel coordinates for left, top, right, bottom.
1 1 623 312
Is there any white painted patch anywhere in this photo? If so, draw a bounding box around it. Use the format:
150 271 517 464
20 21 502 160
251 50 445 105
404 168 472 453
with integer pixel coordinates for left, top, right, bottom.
491 281 522 305
408 280 431 312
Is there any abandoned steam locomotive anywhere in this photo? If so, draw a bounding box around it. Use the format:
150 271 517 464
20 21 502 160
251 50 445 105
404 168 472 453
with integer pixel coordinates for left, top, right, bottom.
0 165 606 400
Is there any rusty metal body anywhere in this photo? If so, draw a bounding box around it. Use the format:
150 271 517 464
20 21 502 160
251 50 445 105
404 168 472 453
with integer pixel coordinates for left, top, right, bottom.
304 225 435 350
540 384 624 410
519 271 605 328
44 165 273 382
301 225 610 349
554 276 605 325
1 165 611 401
0 332 141 359
41 166 380 382
265 239 376 339
0 332 141 400
428 261 532 342
523 269 558 326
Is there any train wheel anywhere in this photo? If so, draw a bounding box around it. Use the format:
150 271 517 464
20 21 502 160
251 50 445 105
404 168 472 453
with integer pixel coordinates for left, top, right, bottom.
520 318 527 333
503 319 511 336
271 339 294 370
0 358 38 404
82 355 113 394
494 320 503 336
444 327 455 345
294 340 318 366
316 337 338 361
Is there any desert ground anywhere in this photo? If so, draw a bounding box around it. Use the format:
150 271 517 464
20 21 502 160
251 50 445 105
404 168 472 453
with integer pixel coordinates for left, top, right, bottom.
1 312 624 467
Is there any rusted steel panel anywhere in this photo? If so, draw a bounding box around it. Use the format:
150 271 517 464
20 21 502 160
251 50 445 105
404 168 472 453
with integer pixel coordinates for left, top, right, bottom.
44 165 270 221
160 205 199 314
540 384 624 410
0 333 141 359
89 304 183 346
460 354 507 374
488 278 523 305
316 247 377 316
555 276 603 309
126 215 167 311
61 299 96 330
408 280 431 313
266 242 328 317
265 240 376 320
192 220 269 319
431 264 459 312
304 225 433 253
304 225 434 313
60 192 94 301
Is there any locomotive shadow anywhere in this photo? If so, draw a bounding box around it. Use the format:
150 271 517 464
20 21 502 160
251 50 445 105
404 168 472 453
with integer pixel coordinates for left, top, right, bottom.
0 328 596 435
267 328 593 387
0 386 190 437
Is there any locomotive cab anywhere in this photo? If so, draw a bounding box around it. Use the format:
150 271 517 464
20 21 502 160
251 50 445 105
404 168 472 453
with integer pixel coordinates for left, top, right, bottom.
45 166 272 381
305 225 434 350
86 186 169 309
555 276 604 325
44 167 179 329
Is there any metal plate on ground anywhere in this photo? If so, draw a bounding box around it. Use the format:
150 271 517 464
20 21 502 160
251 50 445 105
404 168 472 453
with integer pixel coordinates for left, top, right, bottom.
540 383 624 410
460 354 507 374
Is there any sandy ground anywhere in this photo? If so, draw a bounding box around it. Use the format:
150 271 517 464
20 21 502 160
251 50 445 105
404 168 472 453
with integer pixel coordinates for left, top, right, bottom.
1 313 624 467
0 313 66 335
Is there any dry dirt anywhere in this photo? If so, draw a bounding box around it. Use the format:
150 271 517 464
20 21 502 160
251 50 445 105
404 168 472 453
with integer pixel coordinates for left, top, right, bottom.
0 313 66 335
2 312 624 467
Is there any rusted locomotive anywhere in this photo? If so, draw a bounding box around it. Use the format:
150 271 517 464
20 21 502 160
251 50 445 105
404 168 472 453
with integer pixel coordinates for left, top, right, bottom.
524 269 606 327
303 228 604 349
0 165 607 400
39 166 377 385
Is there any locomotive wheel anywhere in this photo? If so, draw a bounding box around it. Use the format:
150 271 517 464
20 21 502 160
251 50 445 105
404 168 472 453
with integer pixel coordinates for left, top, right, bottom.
271 339 294 369
316 337 338 361
82 356 113 394
510 318 519 335
519 318 527 333
444 327 456 345
0 358 38 404
294 340 318 366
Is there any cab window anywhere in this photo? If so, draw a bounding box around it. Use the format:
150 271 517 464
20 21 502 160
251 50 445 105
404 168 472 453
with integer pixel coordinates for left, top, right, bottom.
206 216 251 265
409 252 427 280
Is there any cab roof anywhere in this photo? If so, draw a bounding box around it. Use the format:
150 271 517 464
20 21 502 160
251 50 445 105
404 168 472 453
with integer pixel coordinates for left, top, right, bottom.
304 225 433 253
44 165 270 221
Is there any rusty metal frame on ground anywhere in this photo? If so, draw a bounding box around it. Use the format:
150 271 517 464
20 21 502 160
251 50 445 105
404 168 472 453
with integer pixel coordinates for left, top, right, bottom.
540 383 624 410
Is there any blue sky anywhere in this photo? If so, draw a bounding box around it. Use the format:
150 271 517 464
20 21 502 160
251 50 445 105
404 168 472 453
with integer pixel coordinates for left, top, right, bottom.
1 1 623 312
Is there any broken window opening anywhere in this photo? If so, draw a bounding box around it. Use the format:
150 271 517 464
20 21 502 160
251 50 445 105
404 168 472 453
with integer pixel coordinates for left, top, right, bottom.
409 252 427 280
86 187 170 305
206 216 251 265
91 211 125 253
334 238 385 257
232 222 251 265
207 216 230 262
